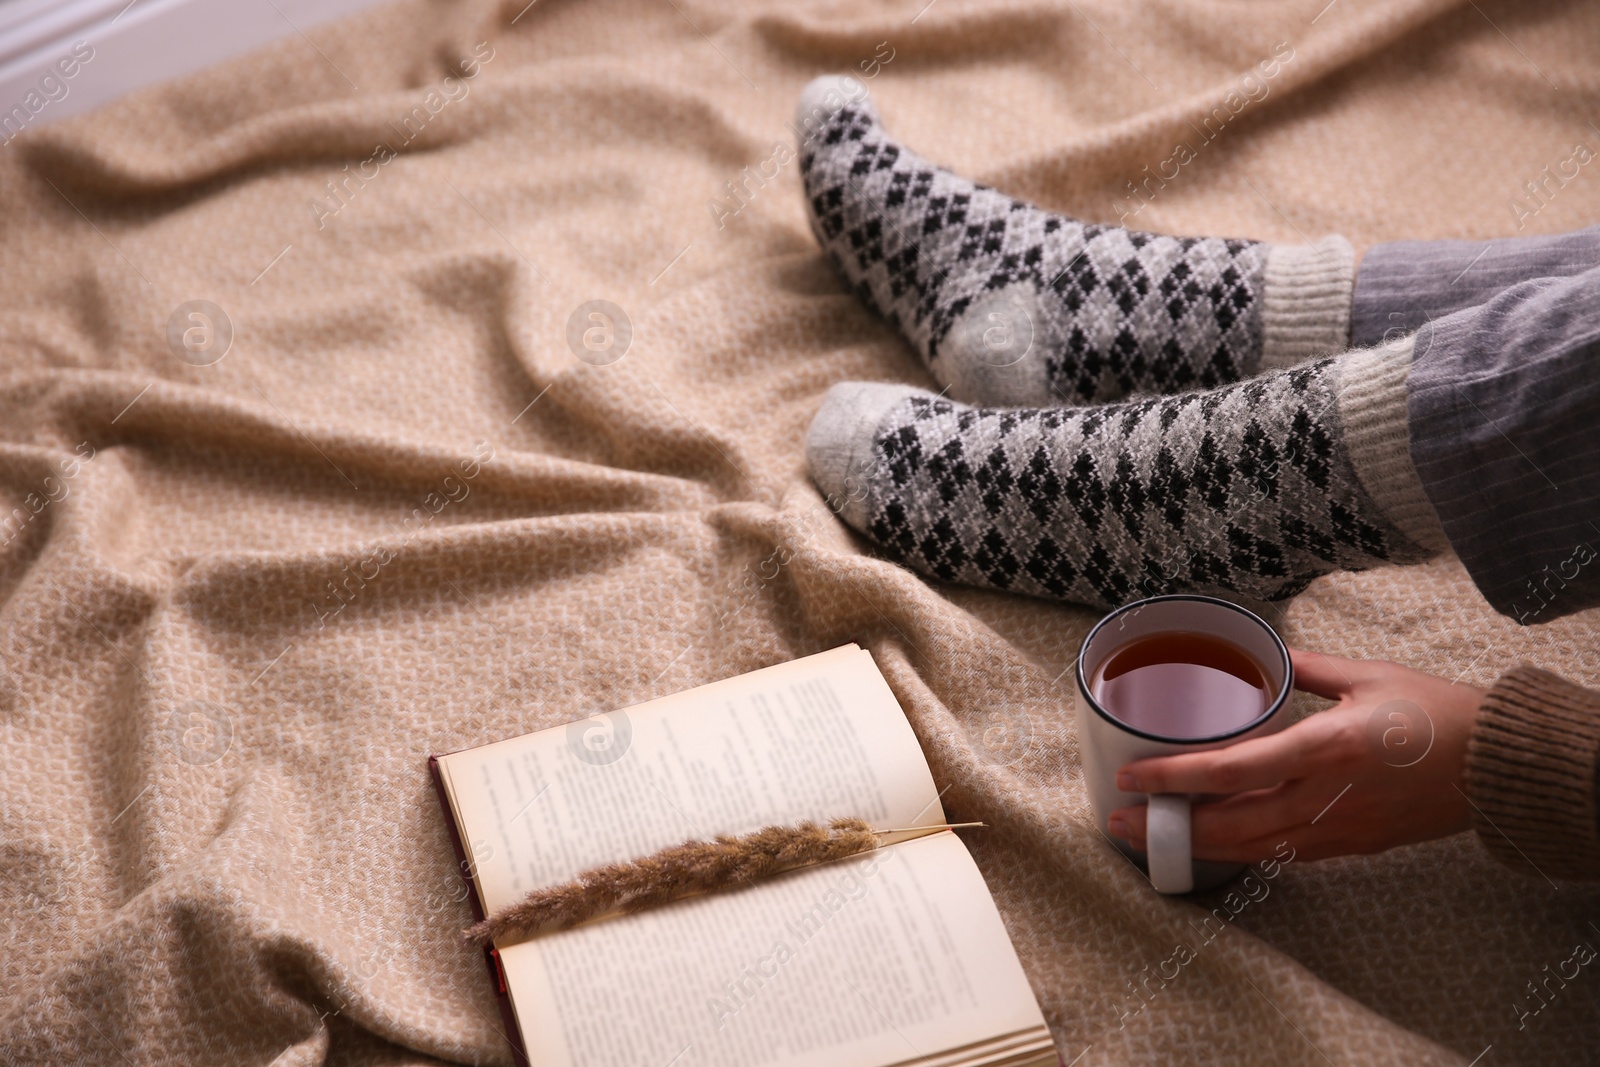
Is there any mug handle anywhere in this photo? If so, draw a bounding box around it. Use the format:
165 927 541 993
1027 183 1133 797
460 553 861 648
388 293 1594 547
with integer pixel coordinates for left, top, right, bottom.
1146 794 1193 894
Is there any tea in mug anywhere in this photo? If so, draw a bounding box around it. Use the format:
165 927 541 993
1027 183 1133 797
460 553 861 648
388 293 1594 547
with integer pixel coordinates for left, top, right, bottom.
1091 631 1271 739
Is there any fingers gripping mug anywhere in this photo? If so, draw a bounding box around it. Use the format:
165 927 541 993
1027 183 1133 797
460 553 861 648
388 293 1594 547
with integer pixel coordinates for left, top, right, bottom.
1074 595 1294 894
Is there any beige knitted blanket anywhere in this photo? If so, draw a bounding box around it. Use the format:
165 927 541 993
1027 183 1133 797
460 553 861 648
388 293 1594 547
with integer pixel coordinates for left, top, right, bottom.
3 0 1598 1063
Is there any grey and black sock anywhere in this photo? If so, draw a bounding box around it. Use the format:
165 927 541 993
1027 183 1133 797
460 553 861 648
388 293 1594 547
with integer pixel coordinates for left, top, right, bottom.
806 340 1448 610
796 75 1355 408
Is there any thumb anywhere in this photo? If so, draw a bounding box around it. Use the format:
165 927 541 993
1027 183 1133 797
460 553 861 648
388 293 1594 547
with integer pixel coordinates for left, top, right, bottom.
1289 647 1367 701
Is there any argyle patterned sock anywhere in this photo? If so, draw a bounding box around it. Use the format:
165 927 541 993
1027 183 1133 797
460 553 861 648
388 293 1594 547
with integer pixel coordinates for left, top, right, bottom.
795 75 1355 407
806 340 1448 610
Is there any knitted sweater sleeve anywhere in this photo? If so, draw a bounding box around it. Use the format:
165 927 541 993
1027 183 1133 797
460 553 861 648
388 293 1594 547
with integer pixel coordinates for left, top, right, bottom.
1465 666 1600 881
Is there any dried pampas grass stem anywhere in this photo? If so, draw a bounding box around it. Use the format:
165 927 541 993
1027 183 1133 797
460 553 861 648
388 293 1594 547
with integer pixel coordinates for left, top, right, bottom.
466 818 886 946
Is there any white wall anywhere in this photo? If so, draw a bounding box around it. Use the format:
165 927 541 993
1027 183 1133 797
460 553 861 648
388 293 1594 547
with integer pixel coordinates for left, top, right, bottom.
0 0 391 141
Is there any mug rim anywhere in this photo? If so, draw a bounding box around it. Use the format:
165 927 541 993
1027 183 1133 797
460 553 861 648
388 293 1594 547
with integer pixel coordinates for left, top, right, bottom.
1075 593 1294 745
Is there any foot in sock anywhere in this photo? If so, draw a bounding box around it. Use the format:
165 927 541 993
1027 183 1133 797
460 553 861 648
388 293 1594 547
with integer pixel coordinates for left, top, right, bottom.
795 75 1356 407
806 340 1449 610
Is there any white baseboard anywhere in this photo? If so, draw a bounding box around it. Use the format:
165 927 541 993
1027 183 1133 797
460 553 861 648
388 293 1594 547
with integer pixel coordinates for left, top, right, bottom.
0 0 391 141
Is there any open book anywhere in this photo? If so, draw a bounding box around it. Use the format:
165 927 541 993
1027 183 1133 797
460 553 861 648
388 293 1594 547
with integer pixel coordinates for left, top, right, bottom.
430 644 1056 1067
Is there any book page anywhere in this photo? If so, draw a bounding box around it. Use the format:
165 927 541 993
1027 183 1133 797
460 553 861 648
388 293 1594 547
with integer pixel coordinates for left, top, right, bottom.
498 832 1050 1067
437 645 944 916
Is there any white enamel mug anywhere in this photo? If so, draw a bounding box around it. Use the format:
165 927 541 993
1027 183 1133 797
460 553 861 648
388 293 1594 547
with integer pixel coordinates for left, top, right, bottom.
1074 594 1294 894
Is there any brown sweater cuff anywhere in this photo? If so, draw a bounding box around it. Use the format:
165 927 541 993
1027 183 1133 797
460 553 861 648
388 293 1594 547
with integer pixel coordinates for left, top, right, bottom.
1466 666 1600 881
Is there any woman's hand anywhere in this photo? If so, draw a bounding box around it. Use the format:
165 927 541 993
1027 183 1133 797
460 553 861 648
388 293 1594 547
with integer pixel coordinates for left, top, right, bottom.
1107 648 1486 863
